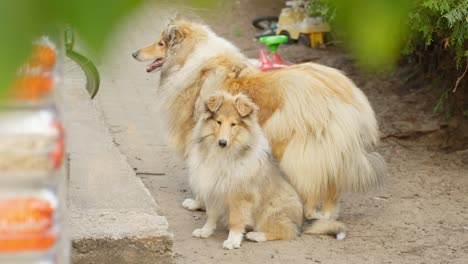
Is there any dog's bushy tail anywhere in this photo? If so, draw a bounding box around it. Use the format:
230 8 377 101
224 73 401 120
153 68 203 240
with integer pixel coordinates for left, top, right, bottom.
350 151 386 192
303 219 347 240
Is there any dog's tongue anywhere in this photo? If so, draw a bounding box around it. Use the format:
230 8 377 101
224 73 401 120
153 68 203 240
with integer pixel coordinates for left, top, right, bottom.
146 58 163 72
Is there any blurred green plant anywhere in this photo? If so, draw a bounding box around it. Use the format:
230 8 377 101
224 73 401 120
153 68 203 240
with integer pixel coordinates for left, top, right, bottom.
307 0 467 70
402 0 467 69
307 0 412 69
307 0 467 116
0 0 144 95
0 0 224 96
306 0 336 21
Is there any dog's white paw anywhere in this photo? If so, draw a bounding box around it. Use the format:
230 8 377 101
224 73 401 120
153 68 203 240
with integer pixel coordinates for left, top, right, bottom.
336 231 346 240
223 231 243 250
245 232 266 242
223 238 242 250
192 228 214 238
182 198 201 211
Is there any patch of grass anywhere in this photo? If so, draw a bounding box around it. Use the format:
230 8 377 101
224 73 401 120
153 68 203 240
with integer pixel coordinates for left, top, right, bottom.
233 26 244 37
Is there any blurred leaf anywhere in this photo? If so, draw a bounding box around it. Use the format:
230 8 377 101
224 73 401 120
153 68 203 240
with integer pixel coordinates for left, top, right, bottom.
0 0 225 96
0 0 142 95
332 0 411 70
53 0 143 54
0 1 51 95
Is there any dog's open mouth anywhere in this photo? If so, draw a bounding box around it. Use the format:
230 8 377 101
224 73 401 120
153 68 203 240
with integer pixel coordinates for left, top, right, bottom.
146 58 163 72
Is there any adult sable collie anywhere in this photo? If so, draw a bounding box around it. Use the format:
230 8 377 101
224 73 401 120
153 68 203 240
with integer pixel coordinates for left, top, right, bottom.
132 19 385 224
189 91 346 249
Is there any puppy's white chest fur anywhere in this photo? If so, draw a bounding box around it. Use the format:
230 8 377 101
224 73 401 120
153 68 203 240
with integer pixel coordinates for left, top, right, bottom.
188 130 270 203
189 145 262 199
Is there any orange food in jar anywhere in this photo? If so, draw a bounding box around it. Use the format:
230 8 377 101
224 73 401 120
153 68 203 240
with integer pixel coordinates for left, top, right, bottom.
0 235 56 252
0 198 53 235
29 45 56 71
10 75 54 100
0 198 56 252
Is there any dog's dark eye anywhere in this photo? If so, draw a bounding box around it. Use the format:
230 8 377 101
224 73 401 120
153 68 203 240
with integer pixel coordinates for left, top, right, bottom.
217 120 222 125
231 123 236 127
158 41 164 47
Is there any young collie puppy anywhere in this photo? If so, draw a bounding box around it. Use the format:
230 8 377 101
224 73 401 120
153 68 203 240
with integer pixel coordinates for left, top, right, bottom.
188 91 346 249
132 19 385 226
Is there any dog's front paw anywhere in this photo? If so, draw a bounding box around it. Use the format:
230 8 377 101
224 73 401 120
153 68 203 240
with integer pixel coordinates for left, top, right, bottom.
182 198 201 211
192 228 214 238
222 232 243 250
223 238 242 250
336 231 347 240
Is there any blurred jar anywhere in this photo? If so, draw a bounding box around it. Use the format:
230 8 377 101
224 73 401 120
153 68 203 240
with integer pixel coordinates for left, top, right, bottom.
0 30 69 264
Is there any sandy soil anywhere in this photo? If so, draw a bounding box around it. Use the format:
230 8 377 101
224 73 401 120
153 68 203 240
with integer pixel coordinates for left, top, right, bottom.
94 1 468 263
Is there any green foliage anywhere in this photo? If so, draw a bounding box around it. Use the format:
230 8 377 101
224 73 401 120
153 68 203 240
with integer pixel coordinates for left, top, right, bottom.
307 0 412 70
0 0 144 95
402 0 467 116
403 0 468 68
0 0 222 96
307 0 467 116
306 0 335 20
234 28 244 37
307 0 467 70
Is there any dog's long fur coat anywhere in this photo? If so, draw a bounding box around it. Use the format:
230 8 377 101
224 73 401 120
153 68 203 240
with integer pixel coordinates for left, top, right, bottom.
133 19 385 223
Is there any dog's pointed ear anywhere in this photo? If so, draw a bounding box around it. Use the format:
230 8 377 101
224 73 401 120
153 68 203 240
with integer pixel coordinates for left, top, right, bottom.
234 94 257 117
164 24 185 46
168 12 182 26
205 94 224 113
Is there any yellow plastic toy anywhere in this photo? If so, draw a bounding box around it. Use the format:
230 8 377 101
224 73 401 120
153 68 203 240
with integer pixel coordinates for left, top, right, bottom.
276 0 331 48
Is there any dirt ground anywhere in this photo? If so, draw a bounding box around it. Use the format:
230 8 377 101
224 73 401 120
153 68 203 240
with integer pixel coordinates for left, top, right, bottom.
94 1 468 263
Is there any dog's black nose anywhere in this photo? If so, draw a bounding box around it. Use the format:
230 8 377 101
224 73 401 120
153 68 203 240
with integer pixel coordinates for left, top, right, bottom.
218 139 227 148
132 51 138 58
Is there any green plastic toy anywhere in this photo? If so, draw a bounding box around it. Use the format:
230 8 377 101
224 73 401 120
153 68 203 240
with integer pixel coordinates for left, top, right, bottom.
259 35 289 54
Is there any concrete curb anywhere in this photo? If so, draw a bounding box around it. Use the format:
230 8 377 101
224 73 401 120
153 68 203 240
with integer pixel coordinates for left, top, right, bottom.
60 84 173 263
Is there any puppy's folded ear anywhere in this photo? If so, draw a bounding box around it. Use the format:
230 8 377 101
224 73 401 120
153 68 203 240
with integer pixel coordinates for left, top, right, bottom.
205 94 224 113
234 94 257 117
164 24 185 46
